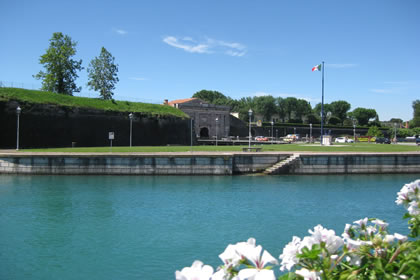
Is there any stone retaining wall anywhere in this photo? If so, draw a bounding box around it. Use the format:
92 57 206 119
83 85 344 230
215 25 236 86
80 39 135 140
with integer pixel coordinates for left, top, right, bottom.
290 154 420 174
0 153 419 175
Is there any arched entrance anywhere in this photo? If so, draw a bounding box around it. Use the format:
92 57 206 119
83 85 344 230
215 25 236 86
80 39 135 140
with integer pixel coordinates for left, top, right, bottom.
200 127 209 138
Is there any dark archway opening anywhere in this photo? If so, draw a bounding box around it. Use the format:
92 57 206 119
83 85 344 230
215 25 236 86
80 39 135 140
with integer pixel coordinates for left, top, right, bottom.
200 127 209 138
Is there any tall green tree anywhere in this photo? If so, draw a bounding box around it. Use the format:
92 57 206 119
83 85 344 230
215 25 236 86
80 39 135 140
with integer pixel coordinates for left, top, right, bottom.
254 95 277 121
295 99 312 122
412 100 420 127
87 47 119 100
350 107 378 126
283 97 298 121
34 32 83 95
314 103 332 124
329 100 351 124
192 90 228 104
276 97 287 122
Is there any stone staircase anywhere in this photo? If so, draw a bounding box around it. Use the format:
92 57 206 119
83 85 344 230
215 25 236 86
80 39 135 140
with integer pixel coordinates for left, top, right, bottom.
263 153 300 175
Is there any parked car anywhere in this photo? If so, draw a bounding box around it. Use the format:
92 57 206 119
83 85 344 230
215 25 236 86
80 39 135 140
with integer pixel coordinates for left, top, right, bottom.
255 136 269 141
375 137 391 144
335 137 347 143
347 138 354 143
416 137 420 146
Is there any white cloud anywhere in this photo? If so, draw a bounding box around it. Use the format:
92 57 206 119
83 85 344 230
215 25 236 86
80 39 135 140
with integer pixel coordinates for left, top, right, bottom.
129 77 148 81
163 36 247 56
370 89 392 93
163 36 210 53
326 63 358 68
113 28 128 35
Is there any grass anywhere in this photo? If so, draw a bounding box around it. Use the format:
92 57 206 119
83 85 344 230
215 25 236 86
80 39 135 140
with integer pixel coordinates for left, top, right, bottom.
21 143 420 153
0 87 188 118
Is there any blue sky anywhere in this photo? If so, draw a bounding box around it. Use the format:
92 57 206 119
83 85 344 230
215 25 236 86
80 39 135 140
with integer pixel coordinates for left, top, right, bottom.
1 0 419 121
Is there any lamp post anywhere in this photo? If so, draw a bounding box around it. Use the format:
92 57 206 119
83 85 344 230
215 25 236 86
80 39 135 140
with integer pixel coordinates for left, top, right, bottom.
215 117 219 146
271 121 274 144
190 118 193 152
353 121 356 143
129 113 133 147
276 129 278 141
394 122 397 143
248 109 253 148
16 106 21 151
309 123 312 143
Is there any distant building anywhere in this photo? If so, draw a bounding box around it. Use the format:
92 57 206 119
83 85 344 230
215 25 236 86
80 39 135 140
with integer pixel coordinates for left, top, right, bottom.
164 98 230 139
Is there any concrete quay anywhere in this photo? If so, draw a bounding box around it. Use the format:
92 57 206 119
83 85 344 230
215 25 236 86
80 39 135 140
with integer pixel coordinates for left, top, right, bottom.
0 151 419 175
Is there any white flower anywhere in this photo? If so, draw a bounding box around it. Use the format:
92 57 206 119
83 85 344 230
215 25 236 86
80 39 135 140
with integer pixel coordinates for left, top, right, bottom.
236 244 277 280
175 260 214 280
295 268 321 280
211 269 236 280
407 201 420 215
353 217 368 228
372 219 389 230
279 236 301 271
383 234 395 243
219 238 256 268
366 225 377 235
342 223 356 239
308 225 344 254
396 180 420 205
394 233 408 242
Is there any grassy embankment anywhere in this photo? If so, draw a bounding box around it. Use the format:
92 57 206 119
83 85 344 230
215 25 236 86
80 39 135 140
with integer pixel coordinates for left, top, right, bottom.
0 87 188 118
22 143 420 153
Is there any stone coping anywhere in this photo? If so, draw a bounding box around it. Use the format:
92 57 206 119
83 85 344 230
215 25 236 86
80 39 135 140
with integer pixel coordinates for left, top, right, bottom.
0 150 419 157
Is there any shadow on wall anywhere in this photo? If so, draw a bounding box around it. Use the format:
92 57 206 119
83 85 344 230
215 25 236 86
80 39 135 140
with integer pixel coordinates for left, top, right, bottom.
0 101 191 148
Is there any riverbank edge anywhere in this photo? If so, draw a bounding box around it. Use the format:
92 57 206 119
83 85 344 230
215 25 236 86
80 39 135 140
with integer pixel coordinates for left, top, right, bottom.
1 152 419 175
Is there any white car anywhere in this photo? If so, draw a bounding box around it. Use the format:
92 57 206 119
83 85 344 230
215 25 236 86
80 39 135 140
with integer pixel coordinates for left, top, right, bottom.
335 137 347 143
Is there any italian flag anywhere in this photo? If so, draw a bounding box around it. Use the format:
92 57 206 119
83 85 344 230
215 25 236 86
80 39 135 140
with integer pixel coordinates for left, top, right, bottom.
312 64 321 72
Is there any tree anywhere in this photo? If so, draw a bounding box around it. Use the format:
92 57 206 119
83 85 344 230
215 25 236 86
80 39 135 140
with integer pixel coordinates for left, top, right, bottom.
193 90 228 104
366 126 383 138
329 100 351 124
390 118 403 124
254 95 276 121
313 103 332 124
87 47 119 100
295 99 312 122
412 100 420 127
276 97 287 122
283 97 298 121
350 107 378 126
34 32 83 95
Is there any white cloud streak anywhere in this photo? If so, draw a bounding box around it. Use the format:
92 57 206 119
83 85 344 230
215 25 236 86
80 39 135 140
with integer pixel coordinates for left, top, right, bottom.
370 89 392 93
113 28 128 35
163 36 247 57
326 63 358 68
129 77 148 81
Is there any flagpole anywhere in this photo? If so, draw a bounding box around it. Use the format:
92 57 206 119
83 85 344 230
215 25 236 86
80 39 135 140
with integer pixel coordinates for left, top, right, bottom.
320 61 325 145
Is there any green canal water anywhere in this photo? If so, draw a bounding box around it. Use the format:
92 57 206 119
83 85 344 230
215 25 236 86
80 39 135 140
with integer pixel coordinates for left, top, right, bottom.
0 174 419 279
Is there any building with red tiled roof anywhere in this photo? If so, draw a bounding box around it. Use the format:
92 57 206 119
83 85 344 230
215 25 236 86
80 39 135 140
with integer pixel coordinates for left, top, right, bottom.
164 98 231 139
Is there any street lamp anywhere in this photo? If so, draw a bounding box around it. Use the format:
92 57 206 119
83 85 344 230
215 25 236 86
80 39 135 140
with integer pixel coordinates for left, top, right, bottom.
215 117 219 146
271 120 274 144
248 109 253 148
309 123 312 143
394 122 397 143
16 106 21 151
190 118 194 152
353 121 356 143
129 113 133 147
